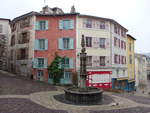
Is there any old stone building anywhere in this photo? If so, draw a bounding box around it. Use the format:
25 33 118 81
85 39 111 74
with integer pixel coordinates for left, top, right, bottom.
0 18 11 71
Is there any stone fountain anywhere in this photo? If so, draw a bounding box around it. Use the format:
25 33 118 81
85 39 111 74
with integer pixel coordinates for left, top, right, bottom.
64 35 103 104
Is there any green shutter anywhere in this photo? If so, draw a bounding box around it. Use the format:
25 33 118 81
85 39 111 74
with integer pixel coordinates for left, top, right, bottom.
69 20 74 29
44 58 48 68
69 58 74 69
58 38 64 49
69 38 74 49
45 39 48 50
34 40 39 50
45 21 48 30
35 21 39 30
33 58 38 68
59 20 63 29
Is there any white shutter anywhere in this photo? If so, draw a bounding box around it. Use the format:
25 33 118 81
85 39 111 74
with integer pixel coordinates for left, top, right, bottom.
105 56 110 66
105 38 110 48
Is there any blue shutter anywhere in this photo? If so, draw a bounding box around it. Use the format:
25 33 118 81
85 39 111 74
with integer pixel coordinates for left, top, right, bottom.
69 20 74 29
59 20 63 29
45 39 48 50
33 58 38 68
44 58 48 68
69 58 74 69
69 38 74 49
58 38 64 49
45 21 48 30
35 21 39 30
34 40 39 50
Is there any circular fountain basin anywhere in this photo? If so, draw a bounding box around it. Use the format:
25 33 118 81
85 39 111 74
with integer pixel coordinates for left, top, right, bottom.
64 87 103 105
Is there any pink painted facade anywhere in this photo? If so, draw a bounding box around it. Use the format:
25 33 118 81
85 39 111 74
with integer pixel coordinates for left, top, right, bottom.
33 15 77 82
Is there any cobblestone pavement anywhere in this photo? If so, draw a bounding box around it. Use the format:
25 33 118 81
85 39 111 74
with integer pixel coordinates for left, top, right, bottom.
90 106 150 113
112 92 150 105
1 71 150 113
0 98 68 113
0 74 56 95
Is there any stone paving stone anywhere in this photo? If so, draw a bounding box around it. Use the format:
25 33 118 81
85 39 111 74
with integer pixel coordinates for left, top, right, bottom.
89 106 150 113
0 98 68 113
113 93 150 105
0 74 56 95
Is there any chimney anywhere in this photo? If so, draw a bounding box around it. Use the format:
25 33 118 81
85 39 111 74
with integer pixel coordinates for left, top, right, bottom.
70 5 76 13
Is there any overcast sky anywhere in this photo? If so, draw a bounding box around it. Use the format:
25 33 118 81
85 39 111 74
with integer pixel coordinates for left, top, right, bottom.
0 0 150 53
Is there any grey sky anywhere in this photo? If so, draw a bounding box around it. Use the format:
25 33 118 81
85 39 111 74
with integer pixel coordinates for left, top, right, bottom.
0 0 149 53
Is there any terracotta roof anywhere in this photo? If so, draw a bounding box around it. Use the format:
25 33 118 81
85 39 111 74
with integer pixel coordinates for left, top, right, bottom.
79 14 128 31
12 11 128 31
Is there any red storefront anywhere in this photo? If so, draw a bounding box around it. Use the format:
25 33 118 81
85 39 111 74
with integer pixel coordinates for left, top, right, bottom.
86 71 112 89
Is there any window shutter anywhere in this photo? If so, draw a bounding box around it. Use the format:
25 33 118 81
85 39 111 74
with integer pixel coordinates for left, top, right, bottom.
58 38 64 49
34 40 39 50
105 56 110 66
96 56 100 66
69 20 74 29
45 21 49 30
44 58 48 68
33 58 38 68
69 58 74 69
92 56 97 67
45 39 48 50
59 20 63 29
69 38 74 49
35 21 39 30
105 38 109 48
92 37 98 48
105 23 109 30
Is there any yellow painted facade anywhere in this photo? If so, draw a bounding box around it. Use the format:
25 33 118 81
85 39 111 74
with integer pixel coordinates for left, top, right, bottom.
127 35 136 81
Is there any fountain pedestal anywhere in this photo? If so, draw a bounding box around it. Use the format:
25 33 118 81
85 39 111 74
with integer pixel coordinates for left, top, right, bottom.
64 35 103 105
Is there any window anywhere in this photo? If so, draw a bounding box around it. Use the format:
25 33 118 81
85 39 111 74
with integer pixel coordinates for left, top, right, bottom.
100 56 105 66
35 39 48 50
118 39 120 48
33 58 47 68
11 35 15 46
114 37 117 46
19 32 29 44
121 29 125 37
114 54 118 64
85 19 92 28
63 38 69 49
62 57 74 69
130 55 132 64
129 43 132 51
62 58 69 68
59 19 74 29
87 56 92 66
58 38 74 50
121 40 124 49
36 20 48 30
39 21 46 30
17 48 28 60
86 37 92 47
38 58 45 68
118 55 120 64
114 24 120 35
99 38 105 48
39 39 45 50
0 24 2 33
64 72 72 79
100 21 105 29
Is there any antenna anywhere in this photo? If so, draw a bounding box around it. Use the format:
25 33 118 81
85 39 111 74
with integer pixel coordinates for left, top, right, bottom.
44 0 48 5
